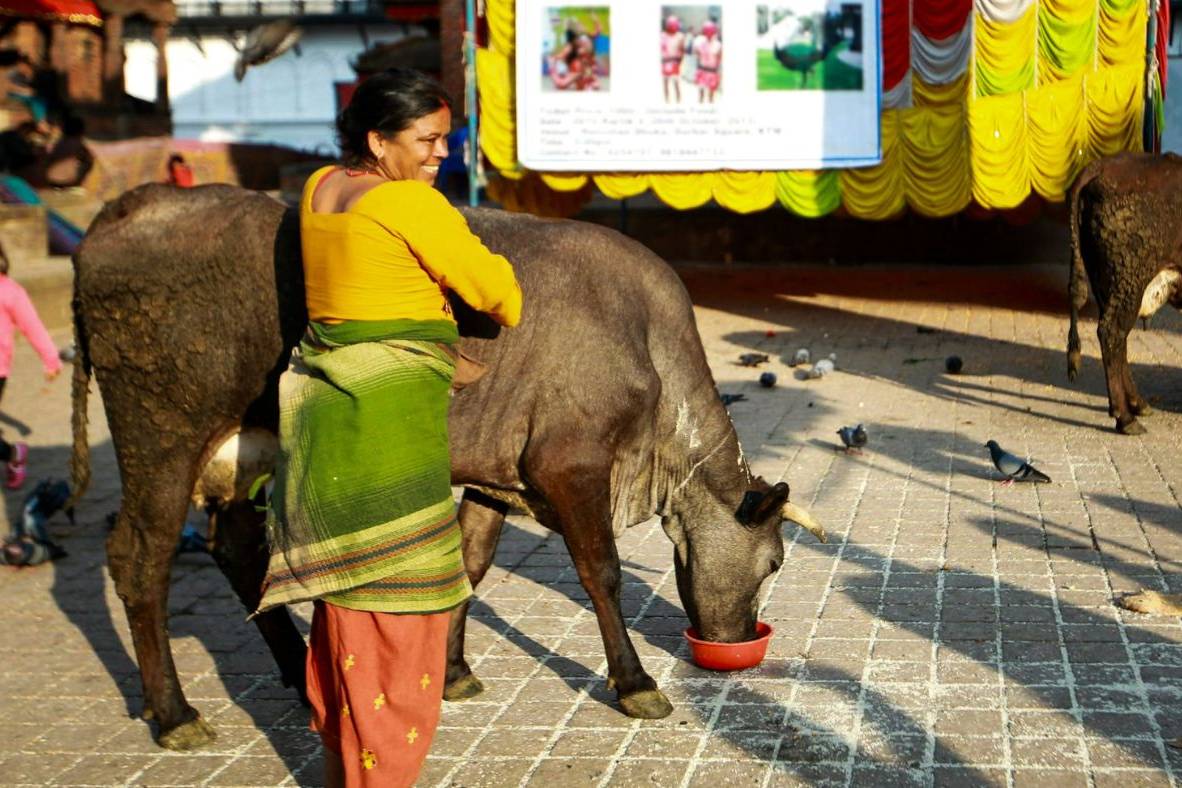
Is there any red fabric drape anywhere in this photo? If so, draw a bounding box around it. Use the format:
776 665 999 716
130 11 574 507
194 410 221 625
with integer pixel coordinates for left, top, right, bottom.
0 0 100 25
913 0 972 41
883 0 912 89
1156 0 1170 96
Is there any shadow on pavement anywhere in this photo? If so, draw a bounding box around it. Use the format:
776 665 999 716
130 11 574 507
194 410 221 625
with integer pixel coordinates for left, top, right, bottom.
28 437 314 777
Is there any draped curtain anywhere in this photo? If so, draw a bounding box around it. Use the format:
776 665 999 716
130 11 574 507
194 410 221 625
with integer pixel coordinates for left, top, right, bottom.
477 0 1156 217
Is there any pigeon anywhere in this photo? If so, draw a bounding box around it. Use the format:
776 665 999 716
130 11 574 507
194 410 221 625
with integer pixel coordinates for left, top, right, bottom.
719 392 747 406
985 440 1051 485
234 20 302 82
837 424 867 453
790 348 810 367
809 359 835 379
738 353 770 367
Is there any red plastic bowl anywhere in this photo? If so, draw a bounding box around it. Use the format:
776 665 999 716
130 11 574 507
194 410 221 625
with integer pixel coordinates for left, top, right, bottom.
684 622 774 671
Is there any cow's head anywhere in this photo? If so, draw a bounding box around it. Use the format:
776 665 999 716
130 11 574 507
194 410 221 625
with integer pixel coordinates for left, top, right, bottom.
663 476 824 643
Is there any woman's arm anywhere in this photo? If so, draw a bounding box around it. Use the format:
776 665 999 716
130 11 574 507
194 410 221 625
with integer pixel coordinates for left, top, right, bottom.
371 183 522 327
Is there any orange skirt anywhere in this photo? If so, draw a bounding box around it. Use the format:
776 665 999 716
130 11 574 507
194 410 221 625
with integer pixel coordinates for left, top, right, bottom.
306 600 452 788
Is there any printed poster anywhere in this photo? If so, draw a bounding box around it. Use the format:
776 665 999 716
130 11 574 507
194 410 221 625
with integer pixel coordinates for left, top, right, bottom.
515 1 882 171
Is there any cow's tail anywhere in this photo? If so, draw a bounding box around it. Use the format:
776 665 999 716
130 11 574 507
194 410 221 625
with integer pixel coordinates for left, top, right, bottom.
67 288 91 510
1067 162 1100 382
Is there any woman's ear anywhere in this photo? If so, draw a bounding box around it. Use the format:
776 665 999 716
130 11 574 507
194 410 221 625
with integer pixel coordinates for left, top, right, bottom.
366 130 384 162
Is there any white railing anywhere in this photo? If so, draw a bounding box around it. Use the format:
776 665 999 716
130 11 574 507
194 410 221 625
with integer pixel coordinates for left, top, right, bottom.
174 0 375 18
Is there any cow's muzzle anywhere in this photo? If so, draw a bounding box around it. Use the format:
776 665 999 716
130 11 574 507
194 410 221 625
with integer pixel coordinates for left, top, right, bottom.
781 502 826 543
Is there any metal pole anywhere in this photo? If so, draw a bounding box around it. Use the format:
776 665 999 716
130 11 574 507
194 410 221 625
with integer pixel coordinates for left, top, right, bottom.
465 0 479 207
1145 0 1161 152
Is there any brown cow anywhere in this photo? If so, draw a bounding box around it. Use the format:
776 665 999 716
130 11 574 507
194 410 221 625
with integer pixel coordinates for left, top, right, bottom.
71 184 825 750
1067 152 1182 434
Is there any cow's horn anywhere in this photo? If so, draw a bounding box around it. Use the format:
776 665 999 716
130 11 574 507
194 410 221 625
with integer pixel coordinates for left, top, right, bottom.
780 501 827 544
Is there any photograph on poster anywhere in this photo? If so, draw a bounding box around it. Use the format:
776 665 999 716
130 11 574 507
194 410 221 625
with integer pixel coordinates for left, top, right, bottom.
756 3 864 91
659 5 723 105
542 6 611 92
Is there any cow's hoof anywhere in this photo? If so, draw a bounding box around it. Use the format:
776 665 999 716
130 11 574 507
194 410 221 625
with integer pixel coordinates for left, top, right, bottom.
1133 402 1154 416
619 689 673 719
443 673 485 702
1117 419 1147 435
157 715 216 751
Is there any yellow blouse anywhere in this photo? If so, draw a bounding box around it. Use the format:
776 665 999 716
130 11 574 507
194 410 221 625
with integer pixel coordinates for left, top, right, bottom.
300 166 522 327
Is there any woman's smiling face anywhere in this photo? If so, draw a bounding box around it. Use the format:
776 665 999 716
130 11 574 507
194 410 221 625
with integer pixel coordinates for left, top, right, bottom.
368 105 451 185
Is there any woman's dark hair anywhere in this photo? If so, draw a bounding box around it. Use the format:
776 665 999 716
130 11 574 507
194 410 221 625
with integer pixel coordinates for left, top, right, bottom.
336 68 453 166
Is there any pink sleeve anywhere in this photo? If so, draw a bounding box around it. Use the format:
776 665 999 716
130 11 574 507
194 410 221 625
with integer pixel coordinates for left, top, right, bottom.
11 284 62 375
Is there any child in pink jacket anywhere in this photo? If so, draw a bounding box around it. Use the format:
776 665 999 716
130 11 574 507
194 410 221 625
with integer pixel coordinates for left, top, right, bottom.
0 250 62 489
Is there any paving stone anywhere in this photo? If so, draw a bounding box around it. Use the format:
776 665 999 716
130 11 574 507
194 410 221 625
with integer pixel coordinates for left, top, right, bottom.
1084 737 1167 769
207 755 296 785
607 758 691 786
126 754 228 786
444 756 534 787
523 757 611 785
688 760 769 786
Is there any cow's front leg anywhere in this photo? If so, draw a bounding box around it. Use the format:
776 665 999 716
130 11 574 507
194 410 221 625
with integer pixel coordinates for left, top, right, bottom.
1121 359 1152 416
107 463 216 750
444 488 508 702
1098 309 1144 434
208 500 307 701
529 450 672 719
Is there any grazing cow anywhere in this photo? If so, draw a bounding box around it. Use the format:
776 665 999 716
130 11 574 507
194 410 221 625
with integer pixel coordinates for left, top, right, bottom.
71 184 826 750
1067 152 1182 434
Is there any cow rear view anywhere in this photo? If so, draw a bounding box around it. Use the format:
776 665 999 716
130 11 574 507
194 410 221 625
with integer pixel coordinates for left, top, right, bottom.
1066 152 1182 434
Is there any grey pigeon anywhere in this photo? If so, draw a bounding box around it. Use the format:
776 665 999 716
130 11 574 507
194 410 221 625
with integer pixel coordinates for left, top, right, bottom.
738 353 770 367
985 440 1051 485
837 424 867 453
235 20 302 82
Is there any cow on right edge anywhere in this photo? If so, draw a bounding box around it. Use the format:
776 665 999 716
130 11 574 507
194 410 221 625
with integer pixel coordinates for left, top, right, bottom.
1067 152 1182 435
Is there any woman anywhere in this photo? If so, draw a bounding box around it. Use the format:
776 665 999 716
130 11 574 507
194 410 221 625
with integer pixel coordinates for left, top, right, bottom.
694 19 722 103
660 15 685 103
256 68 521 787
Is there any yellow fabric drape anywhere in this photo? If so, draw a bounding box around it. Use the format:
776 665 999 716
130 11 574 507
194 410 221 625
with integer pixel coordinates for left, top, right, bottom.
475 49 519 176
1086 63 1145 158
841 111 907 219
1027 74 1088 199
1099 0 1147 68
485 0 515 56
713 172 778 213
477 0 1147 216
975 4 1037 96
969 91 1032 207
540 173 589 192
1037 0 1099 83
650 174 714 210
902 106 973 215
913 72 969 108
775 171 842 217
593 174 651 199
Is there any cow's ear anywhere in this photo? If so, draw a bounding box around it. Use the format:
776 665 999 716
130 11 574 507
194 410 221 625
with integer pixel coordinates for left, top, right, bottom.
736 482 790 527
753 482 790 523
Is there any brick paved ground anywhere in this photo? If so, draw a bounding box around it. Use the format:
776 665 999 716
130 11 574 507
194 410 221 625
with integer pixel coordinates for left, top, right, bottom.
4 261 1182 787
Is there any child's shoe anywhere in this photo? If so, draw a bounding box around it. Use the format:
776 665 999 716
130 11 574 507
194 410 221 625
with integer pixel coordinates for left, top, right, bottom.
6 442 28 490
